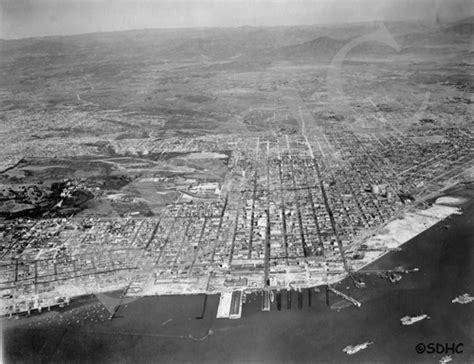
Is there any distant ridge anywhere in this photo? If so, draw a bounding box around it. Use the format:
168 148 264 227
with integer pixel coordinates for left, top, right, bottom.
438 15 473 35
450 15 474 26
445 22 474 35
1 18 471 65
265 36 348 61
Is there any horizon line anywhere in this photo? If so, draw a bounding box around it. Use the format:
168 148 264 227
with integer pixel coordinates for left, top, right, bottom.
1 17 452 42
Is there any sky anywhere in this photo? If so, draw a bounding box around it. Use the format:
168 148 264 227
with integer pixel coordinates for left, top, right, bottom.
1 0 473 39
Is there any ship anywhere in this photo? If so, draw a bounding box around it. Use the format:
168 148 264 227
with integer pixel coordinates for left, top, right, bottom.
400 314 429 325
270 290 275 303
451 293 473 304
342 341 373 355
439 355 452 364
388 272 402 283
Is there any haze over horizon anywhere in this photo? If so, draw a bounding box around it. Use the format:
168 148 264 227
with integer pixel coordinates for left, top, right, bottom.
1 0 473 40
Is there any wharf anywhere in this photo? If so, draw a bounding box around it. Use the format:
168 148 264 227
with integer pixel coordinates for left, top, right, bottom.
216 292 232 318
261 291 271 312
216 291 243 319
229 291 243 319
328 286 361 308
2 296 70 318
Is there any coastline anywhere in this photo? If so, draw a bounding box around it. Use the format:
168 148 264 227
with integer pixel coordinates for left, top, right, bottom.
4 194 472 363
130 198 463 295
1 194 465 318
344 202 462 281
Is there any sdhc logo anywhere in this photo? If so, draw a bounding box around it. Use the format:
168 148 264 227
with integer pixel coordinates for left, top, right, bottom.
416 343 463 354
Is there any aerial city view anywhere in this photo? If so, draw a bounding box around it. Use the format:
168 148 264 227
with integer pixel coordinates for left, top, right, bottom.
1 0 473 363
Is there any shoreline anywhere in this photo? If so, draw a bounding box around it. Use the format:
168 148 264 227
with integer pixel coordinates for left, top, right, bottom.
2 193 467 323
129 197 463 296
3 193 473 363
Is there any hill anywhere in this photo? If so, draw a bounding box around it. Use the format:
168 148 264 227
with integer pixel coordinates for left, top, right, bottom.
264 36 348 62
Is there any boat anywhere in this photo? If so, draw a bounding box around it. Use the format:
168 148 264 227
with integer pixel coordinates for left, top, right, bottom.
388 273 402 283
451 293 473 305
439 355 452 364
354 278 366 288
342 341 373 355
400 314 429 325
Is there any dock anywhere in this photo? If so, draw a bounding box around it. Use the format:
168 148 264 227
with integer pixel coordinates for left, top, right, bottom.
297 290 303 309
3 296 70 318
109 282 132 320
261 290 271 311
328 286 361 308
229 291 242 319
195 295 208 319
217 291 243 319
216 292 232 318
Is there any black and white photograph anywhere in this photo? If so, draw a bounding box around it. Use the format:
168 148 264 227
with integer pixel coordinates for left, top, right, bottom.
0 0 473 362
